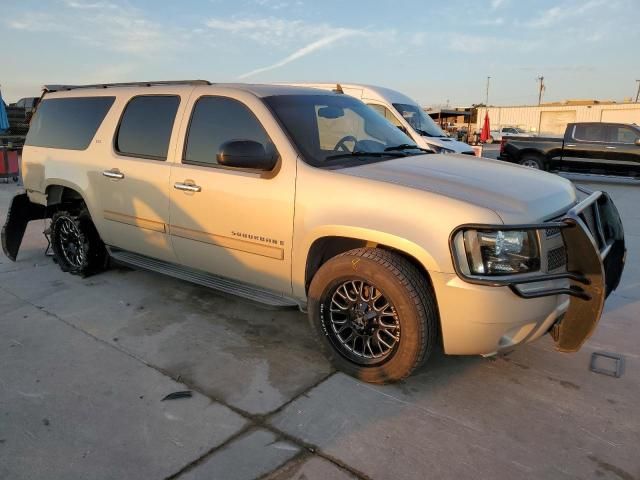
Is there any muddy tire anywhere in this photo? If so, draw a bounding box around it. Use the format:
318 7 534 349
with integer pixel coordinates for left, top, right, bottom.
307 248 438 384
50 206 107 276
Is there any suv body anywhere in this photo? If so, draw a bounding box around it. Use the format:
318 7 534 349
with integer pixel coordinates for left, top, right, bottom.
284 83 477 155
2 81 625 382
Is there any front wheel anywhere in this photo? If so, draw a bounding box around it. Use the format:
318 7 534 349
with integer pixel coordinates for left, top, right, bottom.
307 248 438 383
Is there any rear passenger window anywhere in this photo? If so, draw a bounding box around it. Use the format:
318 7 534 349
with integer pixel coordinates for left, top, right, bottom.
116 96 180 160
184 96 274 166
26 97 115 150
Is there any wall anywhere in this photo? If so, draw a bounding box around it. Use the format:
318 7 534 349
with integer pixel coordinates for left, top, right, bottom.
476 103 640 135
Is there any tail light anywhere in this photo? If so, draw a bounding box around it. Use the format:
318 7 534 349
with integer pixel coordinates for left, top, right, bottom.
499 137 507 155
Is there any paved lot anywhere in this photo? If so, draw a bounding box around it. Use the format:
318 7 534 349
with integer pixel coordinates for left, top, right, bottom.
0 174 638 480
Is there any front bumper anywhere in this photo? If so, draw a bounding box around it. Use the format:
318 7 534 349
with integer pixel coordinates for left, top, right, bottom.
439 190 625 355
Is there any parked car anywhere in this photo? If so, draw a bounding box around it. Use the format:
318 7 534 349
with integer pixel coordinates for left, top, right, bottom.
487 126 532 144
10 97 40 117
2 81 625 383
283 83 477 155
498 122 640 175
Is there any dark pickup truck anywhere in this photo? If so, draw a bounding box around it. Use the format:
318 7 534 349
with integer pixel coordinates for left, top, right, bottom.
498 122 640 176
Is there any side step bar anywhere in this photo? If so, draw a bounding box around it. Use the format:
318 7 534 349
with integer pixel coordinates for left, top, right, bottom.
107 248 300 309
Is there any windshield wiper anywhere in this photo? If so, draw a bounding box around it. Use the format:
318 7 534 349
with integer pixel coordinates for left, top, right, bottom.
384 144 432 153
324 150 408 161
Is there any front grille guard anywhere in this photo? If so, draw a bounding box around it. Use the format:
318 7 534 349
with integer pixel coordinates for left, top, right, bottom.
449 190 626 352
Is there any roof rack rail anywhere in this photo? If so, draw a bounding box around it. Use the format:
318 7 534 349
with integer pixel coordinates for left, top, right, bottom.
43 80 211 92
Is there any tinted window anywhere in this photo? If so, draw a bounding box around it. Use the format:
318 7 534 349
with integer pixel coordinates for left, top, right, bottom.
25 97 115 150
573 124 607 142
184 96 274 166
392 103 445 137
609 125 639 143
116 96 180 160
265 94 417 168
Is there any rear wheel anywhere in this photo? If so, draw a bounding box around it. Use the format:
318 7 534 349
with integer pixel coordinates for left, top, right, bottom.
519 154 545 170
308 248 438 383
51 206 107 276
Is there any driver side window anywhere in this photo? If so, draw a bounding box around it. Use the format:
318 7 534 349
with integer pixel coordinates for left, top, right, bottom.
184 96 275 166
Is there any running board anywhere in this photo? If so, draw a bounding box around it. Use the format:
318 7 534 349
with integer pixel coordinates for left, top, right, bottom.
107 248 299 309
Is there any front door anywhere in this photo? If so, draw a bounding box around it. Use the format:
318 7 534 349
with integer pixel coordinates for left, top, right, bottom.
168 92 296 295
97 92 187 262
560 123 610 172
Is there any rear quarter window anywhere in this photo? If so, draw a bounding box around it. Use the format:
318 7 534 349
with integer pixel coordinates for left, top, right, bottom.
25 97 115 150
115 95 180 160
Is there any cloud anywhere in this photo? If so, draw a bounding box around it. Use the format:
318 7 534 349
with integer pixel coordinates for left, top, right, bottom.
204 16 358 47
63 0 117 9
490 0 507 9
238 29 359 78
203 16 368 77
526 0 606 28
449 34 537 54
7 1 184 55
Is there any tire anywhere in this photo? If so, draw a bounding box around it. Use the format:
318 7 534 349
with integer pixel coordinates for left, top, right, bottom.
519 154 545 170
307 248 438 384
50 206 107 276
486 136 494 144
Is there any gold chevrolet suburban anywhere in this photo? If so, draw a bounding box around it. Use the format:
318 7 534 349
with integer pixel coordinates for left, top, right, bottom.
1 80 626 383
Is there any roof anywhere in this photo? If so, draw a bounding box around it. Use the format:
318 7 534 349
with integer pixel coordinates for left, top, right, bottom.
280 82 420 106
42 80 339 99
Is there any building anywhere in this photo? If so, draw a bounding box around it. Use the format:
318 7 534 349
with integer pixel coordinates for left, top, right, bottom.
476 100 640 135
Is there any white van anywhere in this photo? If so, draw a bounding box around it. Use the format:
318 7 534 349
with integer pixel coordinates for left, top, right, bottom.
284 83 476 155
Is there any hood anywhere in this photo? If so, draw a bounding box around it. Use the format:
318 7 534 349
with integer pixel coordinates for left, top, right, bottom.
340 154 577 223
425 136 475 154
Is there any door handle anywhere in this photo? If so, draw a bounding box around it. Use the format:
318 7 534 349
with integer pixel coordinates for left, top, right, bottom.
565 144 576 147
174 182 201 193
605 146 616 149
102 169 124 179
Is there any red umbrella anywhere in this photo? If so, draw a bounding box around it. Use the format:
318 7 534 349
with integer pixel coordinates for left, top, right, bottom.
480 112 490 143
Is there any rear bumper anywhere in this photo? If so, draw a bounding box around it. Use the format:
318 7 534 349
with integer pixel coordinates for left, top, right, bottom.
436 190 625 355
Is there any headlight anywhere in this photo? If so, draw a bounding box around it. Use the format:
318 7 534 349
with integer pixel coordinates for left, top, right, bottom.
458 229 540 276
430 145 455 154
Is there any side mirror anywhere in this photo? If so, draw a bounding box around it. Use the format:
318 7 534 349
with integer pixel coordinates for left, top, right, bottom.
217 140 277 171
635 138 640 146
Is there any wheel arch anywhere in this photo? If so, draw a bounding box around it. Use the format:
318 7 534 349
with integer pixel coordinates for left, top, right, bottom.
299 228 440 297
45 183 85 208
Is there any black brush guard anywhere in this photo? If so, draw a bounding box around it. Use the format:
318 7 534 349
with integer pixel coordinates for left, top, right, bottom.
547 191 625 351
450 190 625 353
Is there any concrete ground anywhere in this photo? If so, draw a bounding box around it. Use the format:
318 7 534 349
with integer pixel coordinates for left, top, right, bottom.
0 173 638 480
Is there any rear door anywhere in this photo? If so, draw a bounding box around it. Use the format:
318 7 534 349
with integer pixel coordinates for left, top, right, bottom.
97 90 190 262
560 123 610 172
602 124 640 173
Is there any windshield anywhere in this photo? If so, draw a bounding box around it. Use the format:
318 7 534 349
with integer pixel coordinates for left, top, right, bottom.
265 94 424 168
392 103 446 137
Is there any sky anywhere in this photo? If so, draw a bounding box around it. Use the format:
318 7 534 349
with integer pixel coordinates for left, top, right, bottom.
1 0 638 106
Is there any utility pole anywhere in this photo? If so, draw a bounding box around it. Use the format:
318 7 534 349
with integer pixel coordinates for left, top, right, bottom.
485 76 491 106
537 75 545 105
635 80 640 103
